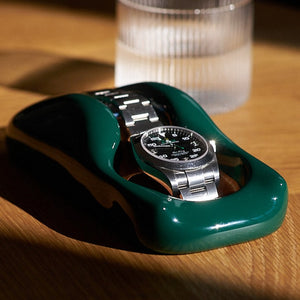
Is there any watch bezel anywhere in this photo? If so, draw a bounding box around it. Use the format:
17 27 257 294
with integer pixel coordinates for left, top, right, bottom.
138 126 215 171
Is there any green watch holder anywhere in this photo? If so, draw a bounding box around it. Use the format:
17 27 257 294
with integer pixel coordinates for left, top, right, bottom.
6 82 288 254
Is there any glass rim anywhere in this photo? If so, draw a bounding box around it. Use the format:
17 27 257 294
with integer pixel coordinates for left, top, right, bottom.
118 0 252 15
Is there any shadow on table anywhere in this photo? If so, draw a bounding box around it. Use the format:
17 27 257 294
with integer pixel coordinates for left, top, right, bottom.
6 0 116 14
0 235 293 300
0 50 114 95
254 2 300 48
0 127 146 253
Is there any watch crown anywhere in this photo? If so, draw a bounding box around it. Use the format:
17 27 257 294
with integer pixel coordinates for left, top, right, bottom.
209 140 216 152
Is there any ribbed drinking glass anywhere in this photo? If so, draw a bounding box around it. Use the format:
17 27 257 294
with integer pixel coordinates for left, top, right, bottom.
115 0 253 114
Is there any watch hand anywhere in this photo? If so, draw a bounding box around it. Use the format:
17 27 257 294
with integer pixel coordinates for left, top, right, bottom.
151 144 173 148
161 138 177 144
173 144 184 150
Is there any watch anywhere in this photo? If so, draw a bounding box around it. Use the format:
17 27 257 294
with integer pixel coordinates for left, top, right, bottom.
91 88 220 201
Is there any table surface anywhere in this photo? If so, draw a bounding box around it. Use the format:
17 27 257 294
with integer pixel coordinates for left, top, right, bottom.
0 1 299 299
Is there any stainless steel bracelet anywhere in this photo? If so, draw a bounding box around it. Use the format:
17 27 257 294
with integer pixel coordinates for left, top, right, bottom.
91 88 219 201
92 89 162 136
167 165 219 201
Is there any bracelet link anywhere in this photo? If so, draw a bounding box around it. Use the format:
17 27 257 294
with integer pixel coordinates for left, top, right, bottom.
92 89 162 135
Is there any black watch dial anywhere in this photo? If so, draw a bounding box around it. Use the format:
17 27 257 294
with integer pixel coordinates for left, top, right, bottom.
141 126 208 162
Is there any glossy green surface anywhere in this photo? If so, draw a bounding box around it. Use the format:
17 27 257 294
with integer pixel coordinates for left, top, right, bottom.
7 82 288 254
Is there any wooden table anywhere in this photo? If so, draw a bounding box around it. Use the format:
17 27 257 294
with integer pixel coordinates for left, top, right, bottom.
0 1 299 299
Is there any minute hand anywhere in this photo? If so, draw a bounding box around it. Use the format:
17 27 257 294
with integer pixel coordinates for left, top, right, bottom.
172 143 184 150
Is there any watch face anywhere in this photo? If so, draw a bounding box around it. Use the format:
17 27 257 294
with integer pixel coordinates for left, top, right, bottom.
141 126 208 162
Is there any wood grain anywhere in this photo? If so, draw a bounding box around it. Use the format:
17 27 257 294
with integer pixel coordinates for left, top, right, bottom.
0 1 299 299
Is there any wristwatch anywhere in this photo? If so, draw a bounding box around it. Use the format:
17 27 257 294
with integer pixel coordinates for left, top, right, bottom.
91 88 220 201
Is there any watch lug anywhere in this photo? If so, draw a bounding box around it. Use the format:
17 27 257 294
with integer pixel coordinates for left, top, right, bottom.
158 168 180 197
